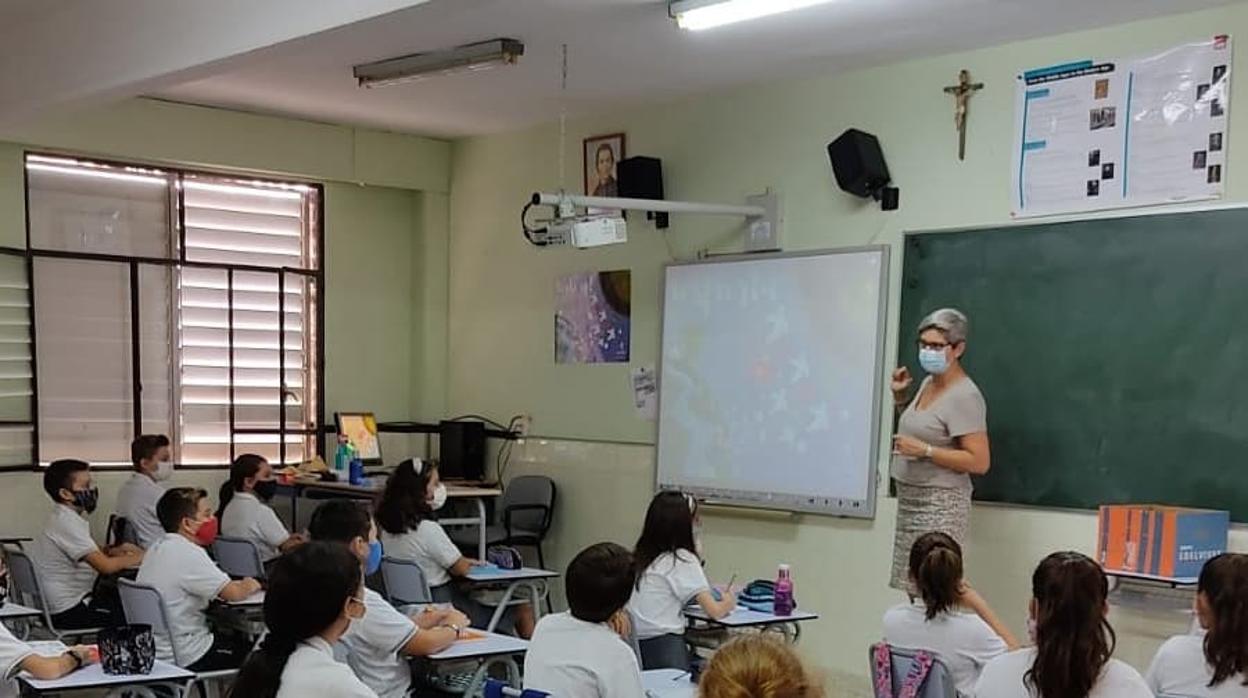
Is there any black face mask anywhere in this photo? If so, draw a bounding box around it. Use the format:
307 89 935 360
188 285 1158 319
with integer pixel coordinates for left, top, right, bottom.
253 479 278 501
70 487 100 514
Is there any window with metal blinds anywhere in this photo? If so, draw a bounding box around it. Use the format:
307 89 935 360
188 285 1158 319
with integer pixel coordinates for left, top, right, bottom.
19 153 322 469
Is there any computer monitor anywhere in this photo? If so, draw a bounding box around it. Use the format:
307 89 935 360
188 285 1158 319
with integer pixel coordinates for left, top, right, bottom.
335 412 383 465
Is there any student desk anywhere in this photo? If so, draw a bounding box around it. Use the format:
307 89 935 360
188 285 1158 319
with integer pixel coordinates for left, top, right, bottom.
17 642 193 696
426 631 529 698
684 606 819 644
222 591 265 608
276 479 502 559
642 669 697 698
464 566 558 633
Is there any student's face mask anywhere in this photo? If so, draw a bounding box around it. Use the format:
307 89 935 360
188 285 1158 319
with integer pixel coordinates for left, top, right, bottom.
345 595 367 632
365 541 383 576
428 483 448 511
253 479 278 501
193 515 219 547
68 487 99 514
153 461 175 482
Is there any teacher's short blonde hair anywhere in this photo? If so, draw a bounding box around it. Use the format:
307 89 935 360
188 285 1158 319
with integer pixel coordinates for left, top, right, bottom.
699 635 824 698
918 308 969 345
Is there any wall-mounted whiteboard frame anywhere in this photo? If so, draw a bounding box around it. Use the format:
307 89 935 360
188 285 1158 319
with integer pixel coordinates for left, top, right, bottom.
655 246 890 518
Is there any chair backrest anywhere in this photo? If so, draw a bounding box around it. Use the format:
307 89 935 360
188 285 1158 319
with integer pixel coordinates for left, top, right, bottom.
484 679 549 698
106 515 138 548
868 643 957 698
4 548 43 610
625 609 642 665
118 579 182 665
500 476 556 534
213 536 265 580
380 557 432 605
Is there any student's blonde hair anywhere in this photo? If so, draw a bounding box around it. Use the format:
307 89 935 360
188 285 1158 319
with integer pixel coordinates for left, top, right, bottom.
699 635 824 698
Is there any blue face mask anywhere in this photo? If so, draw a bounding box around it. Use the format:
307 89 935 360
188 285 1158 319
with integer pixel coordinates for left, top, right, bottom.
918 347 950 375
366 541 383 576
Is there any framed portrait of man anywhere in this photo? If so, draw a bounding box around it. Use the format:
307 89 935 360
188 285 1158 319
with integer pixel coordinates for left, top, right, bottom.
584 133 625 197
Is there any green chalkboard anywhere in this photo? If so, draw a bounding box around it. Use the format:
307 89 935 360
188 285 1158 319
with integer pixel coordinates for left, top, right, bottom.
899 208 1248 521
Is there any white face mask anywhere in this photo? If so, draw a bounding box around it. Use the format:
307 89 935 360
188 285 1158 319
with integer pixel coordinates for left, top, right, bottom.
429 483 448 511
152 460 174 482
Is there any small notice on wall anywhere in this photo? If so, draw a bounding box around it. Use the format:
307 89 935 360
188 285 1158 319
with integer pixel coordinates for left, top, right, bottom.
1013 36 1231 218
630 365 657 420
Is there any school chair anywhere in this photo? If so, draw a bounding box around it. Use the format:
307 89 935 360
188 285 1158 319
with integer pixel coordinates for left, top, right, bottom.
106 515 139 549
483 679 549 698
868 643 957 698
450 475 557 569
118 578 236 698
212 536 265 581
3 547 104 643
625 609 643 664
380 556 433 606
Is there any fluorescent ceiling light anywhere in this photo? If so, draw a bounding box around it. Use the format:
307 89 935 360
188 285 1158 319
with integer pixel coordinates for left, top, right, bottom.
353 38 524 88
670 0 838 30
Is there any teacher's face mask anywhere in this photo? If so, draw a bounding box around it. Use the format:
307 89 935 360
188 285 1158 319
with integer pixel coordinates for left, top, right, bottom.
919 347 950 375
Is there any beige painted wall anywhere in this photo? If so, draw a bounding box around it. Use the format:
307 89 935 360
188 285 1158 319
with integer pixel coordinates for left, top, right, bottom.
449 5 1248 693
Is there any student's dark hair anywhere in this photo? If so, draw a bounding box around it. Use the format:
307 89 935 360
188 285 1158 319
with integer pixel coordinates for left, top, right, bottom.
375 459 436 536
217 453 268 519
43 459 89 502
633 490 698 586
130 434 170 471
567 542 635 623
1025 551 1115 698
308 499 372 545
157 488 209 533
1199 553 1248 687
229 542 362 698
909 531 963 620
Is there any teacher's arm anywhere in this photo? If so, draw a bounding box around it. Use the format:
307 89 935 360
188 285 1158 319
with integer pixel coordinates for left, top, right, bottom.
893 431 991 475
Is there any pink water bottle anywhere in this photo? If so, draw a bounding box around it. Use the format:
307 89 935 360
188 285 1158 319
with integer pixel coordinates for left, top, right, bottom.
774 563 794 616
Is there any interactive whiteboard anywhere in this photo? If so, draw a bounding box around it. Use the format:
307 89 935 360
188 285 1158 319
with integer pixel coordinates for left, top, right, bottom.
656 247 889 517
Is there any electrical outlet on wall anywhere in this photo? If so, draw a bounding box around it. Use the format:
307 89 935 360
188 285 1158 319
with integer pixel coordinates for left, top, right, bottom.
513 415 532 437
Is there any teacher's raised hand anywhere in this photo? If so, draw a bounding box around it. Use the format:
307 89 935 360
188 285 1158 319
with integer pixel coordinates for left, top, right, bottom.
891 366 913 408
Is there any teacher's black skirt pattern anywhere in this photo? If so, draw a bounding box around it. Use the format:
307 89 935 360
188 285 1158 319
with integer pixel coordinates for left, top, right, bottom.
890 481 972 591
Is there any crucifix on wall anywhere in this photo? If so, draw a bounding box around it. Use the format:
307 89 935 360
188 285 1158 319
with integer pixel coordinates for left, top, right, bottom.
943 69 984 161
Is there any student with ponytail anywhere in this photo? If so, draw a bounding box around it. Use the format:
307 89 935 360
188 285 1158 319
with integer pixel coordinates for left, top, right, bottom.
882 531 1015 694
1147 553 1248 697
218 454 305 564
974 551 1151 698
228 542 376 698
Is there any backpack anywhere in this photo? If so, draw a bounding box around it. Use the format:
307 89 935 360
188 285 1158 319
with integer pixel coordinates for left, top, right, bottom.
871 643 935 698
737 579 798 613
486 545 524 570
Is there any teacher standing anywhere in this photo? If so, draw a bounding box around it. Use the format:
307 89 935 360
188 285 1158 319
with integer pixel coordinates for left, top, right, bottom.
888 308 991 591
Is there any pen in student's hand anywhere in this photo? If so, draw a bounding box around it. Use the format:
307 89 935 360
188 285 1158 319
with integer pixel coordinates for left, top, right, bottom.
727 573 737 592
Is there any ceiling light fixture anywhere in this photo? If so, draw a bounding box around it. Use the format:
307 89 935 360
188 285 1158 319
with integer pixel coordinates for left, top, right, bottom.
353 38 525 88
669 0 838 31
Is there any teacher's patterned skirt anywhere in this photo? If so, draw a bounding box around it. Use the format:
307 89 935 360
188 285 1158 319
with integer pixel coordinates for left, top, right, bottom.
889 481 972 591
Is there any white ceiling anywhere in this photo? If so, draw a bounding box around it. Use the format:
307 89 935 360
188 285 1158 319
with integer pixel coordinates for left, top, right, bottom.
154 0 1237 139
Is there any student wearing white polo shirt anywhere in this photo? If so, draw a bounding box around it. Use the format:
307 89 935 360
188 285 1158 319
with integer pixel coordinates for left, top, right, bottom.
375 458 535 638
308 499 467 698
30 459 143 629
0 623 95 698
218 454 305 564
1146 553 1248 698
973 551 1151 698
882 532 1015 695
524 542 645 698
115 434 173 549
136 487 261 670
231 542 377 698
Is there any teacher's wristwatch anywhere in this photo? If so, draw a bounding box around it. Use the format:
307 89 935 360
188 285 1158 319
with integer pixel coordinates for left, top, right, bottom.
924 443 934 459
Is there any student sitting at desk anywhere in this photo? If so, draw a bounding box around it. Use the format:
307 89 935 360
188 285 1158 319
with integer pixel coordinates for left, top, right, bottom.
376 458 535 638
974 551 1151 698
137 487 261 671
1146 553 1248 698
218 454 306 565
308 500 468 698
524 541 644 698
229 542 378 698
627 491 735 671
30 459 143 629
699 634 824 698
0 623 96 698
114 434 174 549
882 532 1016 695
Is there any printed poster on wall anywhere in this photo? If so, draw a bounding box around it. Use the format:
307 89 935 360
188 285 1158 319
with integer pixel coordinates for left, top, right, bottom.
554 269 631 364
1012 36 1231 218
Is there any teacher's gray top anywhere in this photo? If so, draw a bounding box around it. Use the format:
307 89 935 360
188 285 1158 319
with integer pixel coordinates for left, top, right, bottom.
890 376 987 492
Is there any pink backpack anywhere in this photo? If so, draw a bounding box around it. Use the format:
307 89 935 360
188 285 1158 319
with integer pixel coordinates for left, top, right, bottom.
872 643 936 698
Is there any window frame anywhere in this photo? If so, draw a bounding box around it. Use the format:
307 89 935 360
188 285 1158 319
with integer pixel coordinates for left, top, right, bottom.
2 150 326 472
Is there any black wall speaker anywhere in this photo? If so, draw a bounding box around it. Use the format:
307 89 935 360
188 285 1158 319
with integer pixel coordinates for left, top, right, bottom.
618 156 669 228
439 420 485 481
827 128 898 210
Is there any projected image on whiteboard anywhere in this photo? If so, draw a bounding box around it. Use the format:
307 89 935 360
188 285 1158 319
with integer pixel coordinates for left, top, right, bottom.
657 248 888 516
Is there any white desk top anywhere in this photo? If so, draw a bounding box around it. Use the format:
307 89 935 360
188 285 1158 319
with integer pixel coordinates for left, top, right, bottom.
685 605 818 627
642 669 696 698
0 602 40 620
19 660 193 691
291 479 500 498
465 566 559 582
427 631 529 661
223 590 266 607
